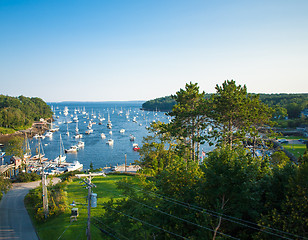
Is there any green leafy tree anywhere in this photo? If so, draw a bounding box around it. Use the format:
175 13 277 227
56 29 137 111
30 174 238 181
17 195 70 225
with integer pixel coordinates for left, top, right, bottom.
137 121 177 176
270 150 290 168
0 176 12 200
6 136 24 159
197 147 267 239
256 162 307 239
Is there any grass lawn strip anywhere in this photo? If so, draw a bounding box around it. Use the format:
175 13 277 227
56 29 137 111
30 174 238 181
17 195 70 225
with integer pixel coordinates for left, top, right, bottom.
282 144 307 158
27 174 138 240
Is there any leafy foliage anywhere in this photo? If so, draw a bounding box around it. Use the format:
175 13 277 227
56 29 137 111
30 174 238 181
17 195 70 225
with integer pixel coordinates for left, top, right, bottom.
25 181 68 222
15 172 41 182
99 81 307 240
0 95 52 131
0 176 12 200
6 136 24 159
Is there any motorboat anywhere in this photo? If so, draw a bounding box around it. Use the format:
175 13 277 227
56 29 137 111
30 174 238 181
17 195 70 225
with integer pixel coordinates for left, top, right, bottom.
120 129 125 133
65 145 78 153
85 129 93 134
75 134 83 139
33 134 45 139
133 143 140 151
106 139 114 146
66 161 83 172
77 141 85 148
101 133 106 139
130 134 136 141
45 131 53 138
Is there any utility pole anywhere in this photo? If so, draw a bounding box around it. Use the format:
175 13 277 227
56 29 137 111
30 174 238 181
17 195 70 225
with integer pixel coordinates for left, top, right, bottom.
125 154 127 173
87 174 92 240
76 172 105 240
42 172 48 218
39 139 48 219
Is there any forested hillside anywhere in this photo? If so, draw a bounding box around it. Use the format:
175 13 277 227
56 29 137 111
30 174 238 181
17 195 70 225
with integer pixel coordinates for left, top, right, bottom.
0 95 52 131
142 93 308 119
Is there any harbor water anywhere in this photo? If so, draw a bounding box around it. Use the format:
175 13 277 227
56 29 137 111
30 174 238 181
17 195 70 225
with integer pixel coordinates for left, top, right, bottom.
2 101 213 170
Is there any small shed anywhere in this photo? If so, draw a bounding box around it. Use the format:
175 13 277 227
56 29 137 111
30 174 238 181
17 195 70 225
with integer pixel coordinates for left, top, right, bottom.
71 208 79 217
70 208 79 222
10 156 22 167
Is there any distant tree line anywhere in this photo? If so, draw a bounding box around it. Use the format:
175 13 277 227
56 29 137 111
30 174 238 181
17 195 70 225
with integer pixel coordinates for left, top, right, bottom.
258 93 308 119
0 95 52 131
142 91 308 120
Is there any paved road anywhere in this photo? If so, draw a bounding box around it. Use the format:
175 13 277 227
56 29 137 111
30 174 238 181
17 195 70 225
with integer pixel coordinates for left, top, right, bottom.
0 178 60 240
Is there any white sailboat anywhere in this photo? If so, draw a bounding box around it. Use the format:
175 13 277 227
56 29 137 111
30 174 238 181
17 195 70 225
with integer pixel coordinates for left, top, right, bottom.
77 141 85 148
107 112 112 129
66 123 70 136
23 134 31 160
54 134 66 164
106 139 114 146
30 138 47 161
75 122 79 133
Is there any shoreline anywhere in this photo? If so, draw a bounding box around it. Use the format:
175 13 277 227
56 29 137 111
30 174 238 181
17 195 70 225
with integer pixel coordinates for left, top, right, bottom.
0 126 48 145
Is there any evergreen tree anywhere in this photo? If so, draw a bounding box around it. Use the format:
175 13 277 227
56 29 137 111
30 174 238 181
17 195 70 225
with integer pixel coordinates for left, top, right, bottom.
167 82 209 162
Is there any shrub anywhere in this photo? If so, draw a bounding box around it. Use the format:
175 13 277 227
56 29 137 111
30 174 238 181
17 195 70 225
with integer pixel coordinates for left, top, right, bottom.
16 172 40 182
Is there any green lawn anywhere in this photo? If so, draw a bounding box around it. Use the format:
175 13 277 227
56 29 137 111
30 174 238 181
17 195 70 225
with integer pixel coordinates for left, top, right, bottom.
277 136 308 140
29 174 139 240
282 144 307 158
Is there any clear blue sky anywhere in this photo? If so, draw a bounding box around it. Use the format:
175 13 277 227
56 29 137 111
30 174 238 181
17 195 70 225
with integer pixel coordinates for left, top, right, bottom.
1 0 307 102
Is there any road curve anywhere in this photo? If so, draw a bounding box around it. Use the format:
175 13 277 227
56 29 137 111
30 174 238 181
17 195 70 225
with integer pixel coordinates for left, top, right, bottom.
0 178 60 240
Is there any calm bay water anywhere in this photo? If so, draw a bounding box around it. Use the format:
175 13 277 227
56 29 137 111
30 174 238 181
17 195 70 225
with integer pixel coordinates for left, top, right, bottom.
36 101 167 169
1 101 213 169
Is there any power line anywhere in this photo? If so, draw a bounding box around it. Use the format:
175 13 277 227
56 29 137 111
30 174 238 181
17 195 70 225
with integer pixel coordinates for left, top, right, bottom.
126 184 306 240
99 189 239 240
92 216 130 240
104 205 190 240
91 221 122 240
57 221 74 240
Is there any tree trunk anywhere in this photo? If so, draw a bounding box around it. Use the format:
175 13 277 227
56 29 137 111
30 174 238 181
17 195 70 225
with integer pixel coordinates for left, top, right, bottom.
213 195 227 240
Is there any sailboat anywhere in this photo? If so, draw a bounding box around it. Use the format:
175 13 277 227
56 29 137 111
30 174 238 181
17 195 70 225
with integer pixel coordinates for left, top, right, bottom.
107 112 112 129
23 134 31 161
30 138 47 161
75 121 83 138
66 123 70 136
75 121 79 133
50 119 59 132
54 134 66 164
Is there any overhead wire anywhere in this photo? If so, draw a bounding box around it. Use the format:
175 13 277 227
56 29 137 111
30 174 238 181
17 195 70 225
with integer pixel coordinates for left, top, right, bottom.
92 216 130 240
105 182 306 240
99 188 239 240
131 185 307 240
104 205 190 240
91 220 122 240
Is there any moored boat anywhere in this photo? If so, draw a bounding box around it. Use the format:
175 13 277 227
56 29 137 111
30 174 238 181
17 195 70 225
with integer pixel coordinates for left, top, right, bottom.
66 161 83 172
54 134 66 164
133 143 140 151
106 139 114 146
77 141 85 148
130 134 136 141
65 145 78 153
